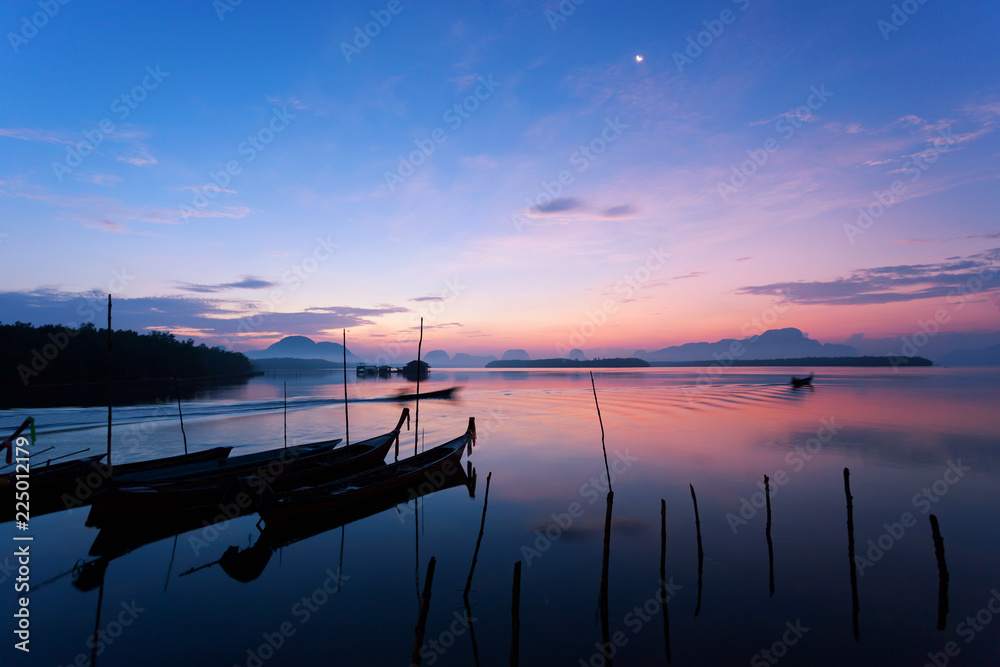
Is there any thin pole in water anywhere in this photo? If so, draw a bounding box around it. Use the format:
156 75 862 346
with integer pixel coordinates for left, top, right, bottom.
173 376 188 456
343 329 349 446
283 381 287 452
414 317 423 456
590 371 612 493
106 294 112 476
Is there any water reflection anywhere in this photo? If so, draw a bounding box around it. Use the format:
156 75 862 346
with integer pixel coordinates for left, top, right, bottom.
2 368 999 665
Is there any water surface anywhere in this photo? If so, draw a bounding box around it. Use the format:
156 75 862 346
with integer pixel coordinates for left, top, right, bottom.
2 368 999 666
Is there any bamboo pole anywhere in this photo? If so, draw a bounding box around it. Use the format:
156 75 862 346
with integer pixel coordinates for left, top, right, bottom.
929 514 950 631
343 329 349 446
464 471 492 597
661 498 671 663
690 484 704 617
599 491 614 666
765 474 774 597
844 468 860 640
411 556 437 666
589 372 612 493
510 560 522 667
414 317 423 455
106 295 112 476
173 376 188 456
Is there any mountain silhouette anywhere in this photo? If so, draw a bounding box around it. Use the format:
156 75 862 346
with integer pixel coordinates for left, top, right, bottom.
643 328 857 362
245 336 363 364
937 343 1000 366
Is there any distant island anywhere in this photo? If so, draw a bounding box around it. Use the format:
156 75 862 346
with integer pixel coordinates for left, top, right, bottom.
486 358 650 368
647 356 933 367
251 357 345 371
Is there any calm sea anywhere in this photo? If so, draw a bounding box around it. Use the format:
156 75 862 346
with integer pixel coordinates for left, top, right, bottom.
2 367 999 666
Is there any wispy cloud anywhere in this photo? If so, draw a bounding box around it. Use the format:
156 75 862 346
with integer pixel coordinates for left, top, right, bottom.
117 144 157 167
176 276 277 293
891 232 1000 245
0 289 409 347
535 197 581 214
0 127 74 145
738 250 1000 306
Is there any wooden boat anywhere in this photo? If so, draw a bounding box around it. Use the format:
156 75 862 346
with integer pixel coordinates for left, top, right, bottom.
394 386 458 401
86 409 410 526
109 436 344 486
790 372 814 388
0 434 232 522
259 417 476 524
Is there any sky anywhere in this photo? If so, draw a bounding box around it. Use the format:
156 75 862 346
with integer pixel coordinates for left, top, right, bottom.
1 0 998 361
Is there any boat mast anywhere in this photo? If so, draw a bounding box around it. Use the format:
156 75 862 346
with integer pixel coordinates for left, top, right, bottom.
106 295 112 477
343 329 349 446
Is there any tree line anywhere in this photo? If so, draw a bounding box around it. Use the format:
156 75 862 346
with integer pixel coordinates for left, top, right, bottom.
1 321 253 388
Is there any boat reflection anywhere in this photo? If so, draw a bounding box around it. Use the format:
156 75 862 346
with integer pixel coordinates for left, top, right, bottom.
193 461 478 584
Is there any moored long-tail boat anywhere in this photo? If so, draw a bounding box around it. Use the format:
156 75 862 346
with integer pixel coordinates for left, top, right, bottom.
0 414 233 521
86 409 411 526
258 416 475 525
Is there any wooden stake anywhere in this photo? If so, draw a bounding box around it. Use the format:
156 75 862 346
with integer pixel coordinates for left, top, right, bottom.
590 372 612 493
415 317 423 455
844 468 860 640
106 294 112 476
661 498 671 663
930 514 950 631
599 491 614 665
690 484 703 617
464 472 493 597
173 376 188 456
765 474 774 597
343 329 350 446
283 381 287 452
510 560 522 667
411 556 436 666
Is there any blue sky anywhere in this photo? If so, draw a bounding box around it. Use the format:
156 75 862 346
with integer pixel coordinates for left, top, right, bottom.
1 0 998 360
